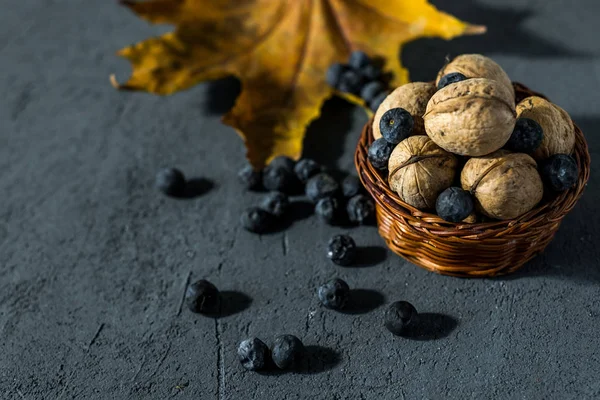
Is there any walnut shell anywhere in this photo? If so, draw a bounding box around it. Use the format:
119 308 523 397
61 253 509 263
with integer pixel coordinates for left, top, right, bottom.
423 78 516 156
388 136 457 210
372 82 436 139
516 96 575 161
460 150 543 220
436 54 515 102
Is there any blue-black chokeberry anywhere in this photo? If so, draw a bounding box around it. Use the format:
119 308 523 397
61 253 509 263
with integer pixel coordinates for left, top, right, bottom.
504 118 544 153
238 165 262 191
318 278 350 310
262 165 297 193
269 155 296 172
435 187 474 222
271 334 305 370
338 70 364 95
238 338 269 371
315 197 340 224
260 192 289 218
294 158 322 183
379 108 414 144
369 91 389 112
156 167 185 196
349 50 370 70
342 175 363 198
240 207 273 233
368 138 395 170
360 81 386 104
347 194 375 225
326 63 347 89
327 234 357 266
540 154 578 191
306 173 340 203
384 301 418 336
185 279 220 314
360 64 382 82
437 72 468 90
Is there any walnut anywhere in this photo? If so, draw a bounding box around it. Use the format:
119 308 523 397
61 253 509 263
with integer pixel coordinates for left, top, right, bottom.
372 82 436 139
516 96 575 161
460 150 543 220
388 136 457 210
436 54 515 102
423 78 516 156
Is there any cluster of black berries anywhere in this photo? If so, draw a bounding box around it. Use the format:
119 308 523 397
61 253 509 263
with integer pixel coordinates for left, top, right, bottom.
326 50 390 111
368 107 415 171
238 156 375 231
238 334 305 372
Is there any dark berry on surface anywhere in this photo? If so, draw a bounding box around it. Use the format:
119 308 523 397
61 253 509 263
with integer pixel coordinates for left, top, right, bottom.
327 234 357 266
271 334 305 370
379 107 414 144
347 194 375 225
294 158 322 183
156 167 185 196
360 81 385 103
240 207 273 233
269 155 296 172
349 50 371 70
262 165 297 193
306 173 340 203
326 62 347 89
318 278 350 310
368 138 395 170
384 301 418 335
185 279 220 314
338 70 364 95
342 175 363 198
435 187 474 222
238 165 262 191
369 91 389 112
315 197 340 224
437 72 468 90
260 192 289 218
238 338 269 371
360 63 382 82
540 154 579 192
504 118 544 153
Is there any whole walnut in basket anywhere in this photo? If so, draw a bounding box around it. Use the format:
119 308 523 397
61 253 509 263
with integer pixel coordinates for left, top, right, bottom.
424 78 516 156
461 150 543 220
388 136 457 210
436 54 515 102
516 96 575 161
372 82 436 139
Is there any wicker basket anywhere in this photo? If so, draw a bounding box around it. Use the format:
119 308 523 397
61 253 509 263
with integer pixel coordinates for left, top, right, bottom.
354 83 590 278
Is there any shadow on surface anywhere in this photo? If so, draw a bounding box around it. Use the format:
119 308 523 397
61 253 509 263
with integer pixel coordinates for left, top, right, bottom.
341 289 386 314
352 246 388 268
217 291 252 318
202 77 241 115
299 345 342 374
400 313 459 341
173 178 215 199
403 0 592 82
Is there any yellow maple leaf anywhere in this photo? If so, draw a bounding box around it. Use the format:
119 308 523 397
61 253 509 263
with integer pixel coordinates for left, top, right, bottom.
113 0 484 168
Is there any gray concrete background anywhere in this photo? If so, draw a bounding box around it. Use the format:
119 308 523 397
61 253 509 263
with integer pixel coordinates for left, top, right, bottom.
1 0 599 398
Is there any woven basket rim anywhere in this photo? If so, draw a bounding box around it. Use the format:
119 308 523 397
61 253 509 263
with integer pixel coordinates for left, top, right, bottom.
355 82 591 240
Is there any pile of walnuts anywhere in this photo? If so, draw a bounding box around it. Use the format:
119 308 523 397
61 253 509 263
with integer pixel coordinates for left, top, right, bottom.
369 54 578 222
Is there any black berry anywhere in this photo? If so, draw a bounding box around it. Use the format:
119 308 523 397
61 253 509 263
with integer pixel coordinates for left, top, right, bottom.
238 338 269 371
338 70 364 95
435 187 474 222
360 81 385 103
326 63 347 89
269 155 296 172
156 167 185 196
369 91 389 112
505 118 544 153
437 72 468 90
315 197 340 224
348 50 370 70
347 194 375 225
260 192 289 218
238 165 262 191
540 154 578 191
360 64 382 81
379 107 414 144
384 301 418 335
368 138 395 170
305 173 340 203
327 234 357 266
318 278 350 310
294 158 321 183
240 207 273 233
342 175 363 198
262 166 296 193
185 279 220 314
271 334 305 370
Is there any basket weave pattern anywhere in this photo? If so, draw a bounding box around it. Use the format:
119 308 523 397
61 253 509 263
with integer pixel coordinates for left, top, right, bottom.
354 83 590 277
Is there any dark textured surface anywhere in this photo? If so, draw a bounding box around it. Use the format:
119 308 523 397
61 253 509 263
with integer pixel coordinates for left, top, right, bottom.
1 0 599 399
